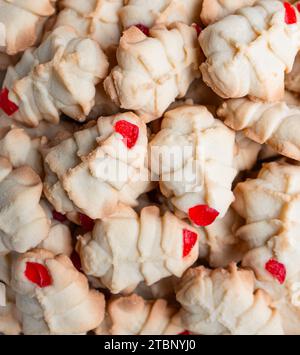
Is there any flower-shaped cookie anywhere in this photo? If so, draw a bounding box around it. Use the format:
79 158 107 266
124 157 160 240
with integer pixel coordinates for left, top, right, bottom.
176 263 284 335
77 204 199 294
11 249 105 335
149 105 237 226
2 26 108 127
200 1 300 101
43 112 152 220
104 23 201 122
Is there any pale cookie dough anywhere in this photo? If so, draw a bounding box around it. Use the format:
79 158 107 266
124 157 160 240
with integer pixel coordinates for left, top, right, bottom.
95 294 184 335
0 0 57 56
104 23 201 122
149 105 237 222
3 26 108 127
11 249 105 335
218 98 300 161
43 112 152 220
76 204 199 294
200 1 300 101
176 263 284 335
233 161 300 334
120 0 203 29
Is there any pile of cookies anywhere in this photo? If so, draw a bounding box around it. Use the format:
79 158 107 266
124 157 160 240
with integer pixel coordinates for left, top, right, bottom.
0 0 300 335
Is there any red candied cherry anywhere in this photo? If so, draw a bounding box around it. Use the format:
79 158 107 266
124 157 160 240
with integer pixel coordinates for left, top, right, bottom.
52 210 67 223
188 205 219 227
284 2 297 24
114 120 139 149
178 330 191 335
25 262 52 288
0 88 19 116
265 259 286 285
297 3 300 13
193 23 202 36
183 229 198 258
79 213 95 232
134 24 150 36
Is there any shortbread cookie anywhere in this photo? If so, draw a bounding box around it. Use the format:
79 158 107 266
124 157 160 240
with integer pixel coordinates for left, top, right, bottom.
0 127 49 254
149 105 237 226
200 0 256 25
0 0 57 55
54 0 123 53
43 112 152 220
176 263 284 335
200 1 300 101
233 161 300 334
95 294 184 335
2 26 108 127
218 98 300 161
76 204 199 294
104 23 201 122
120 0 203 29
11 249 105 335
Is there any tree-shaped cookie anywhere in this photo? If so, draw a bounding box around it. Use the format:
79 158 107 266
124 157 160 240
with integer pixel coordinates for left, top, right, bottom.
1 26 108 127
233 161 300 334
149 104 237 227
176 263 283 335
11 249 105 335
104 23 201 122
43 112 152 220
77 204 199 294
